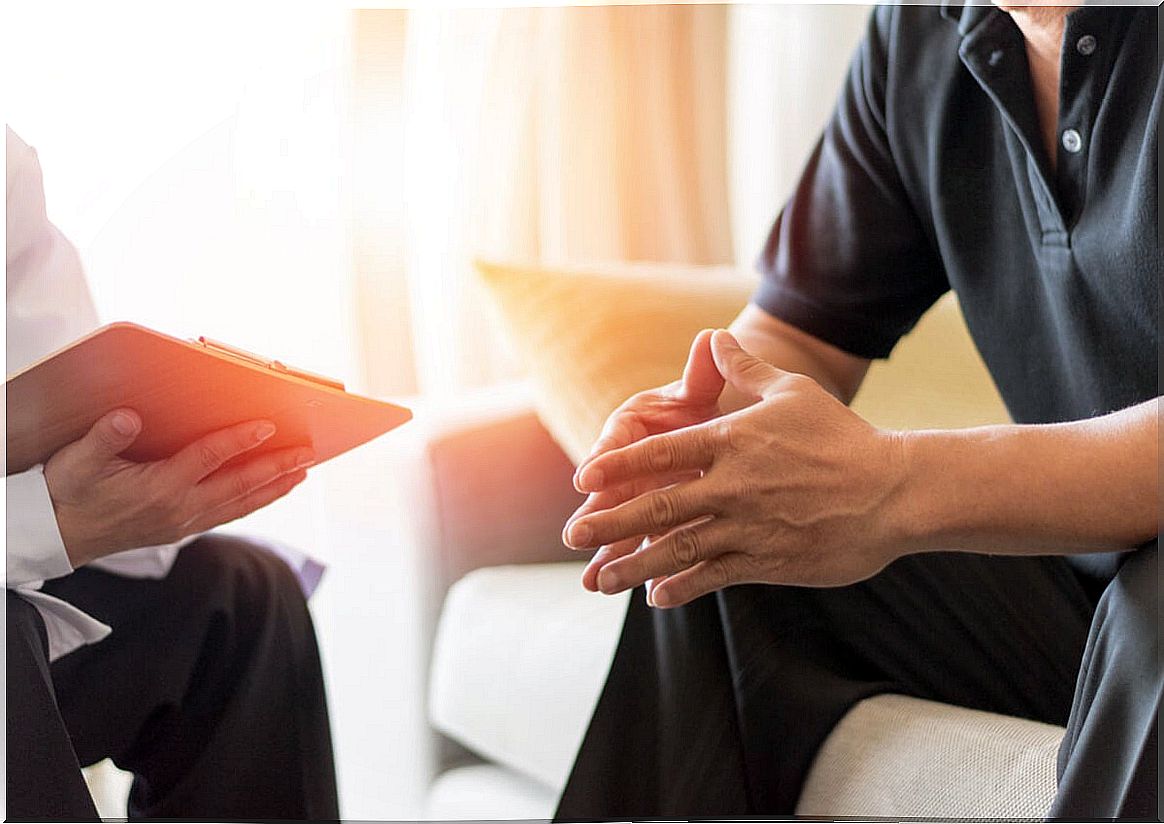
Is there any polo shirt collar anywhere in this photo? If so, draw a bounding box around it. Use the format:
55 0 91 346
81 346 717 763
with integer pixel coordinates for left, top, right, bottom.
940 0 995 37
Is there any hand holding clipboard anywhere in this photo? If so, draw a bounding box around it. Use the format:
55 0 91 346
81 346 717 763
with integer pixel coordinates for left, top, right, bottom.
6 322 411 565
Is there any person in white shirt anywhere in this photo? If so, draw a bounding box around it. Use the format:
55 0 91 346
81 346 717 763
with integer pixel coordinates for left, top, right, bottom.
5 126 339 819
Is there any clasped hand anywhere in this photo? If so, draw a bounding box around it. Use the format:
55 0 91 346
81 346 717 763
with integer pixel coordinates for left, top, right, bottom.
563 329 912 608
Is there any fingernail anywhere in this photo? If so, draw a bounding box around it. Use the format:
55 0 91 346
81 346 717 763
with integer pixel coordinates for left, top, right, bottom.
562 520 579 548
111 411 138 436
578 465 604 491
652 588 672 608
255 422 277 442
295 450 316 468
597 568 620 594
567 521 592 547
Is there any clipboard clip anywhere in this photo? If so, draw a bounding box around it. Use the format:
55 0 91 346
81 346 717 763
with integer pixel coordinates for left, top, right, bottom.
195 337 346 391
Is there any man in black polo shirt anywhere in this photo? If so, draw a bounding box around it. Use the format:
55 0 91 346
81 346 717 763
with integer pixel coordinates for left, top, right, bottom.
555 3 1158 820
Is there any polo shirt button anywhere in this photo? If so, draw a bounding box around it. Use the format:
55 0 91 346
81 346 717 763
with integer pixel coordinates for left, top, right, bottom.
1077 35 1097 56
1062 128 1083 153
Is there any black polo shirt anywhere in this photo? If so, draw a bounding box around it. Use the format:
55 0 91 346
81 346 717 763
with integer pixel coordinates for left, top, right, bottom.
753 3 1159 430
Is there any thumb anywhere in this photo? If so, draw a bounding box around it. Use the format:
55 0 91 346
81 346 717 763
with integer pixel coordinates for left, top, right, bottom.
710 330 786 399
679 329 725 402
77 408 142 462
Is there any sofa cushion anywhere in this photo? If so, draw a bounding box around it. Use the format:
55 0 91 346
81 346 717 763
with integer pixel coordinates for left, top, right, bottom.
476 259 755 463
431 562 1068 818
428 562 631 791
797 693 1064 818
476 259 1010 467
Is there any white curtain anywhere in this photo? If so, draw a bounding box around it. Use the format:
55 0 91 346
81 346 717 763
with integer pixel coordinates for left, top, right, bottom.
727 5 870 264
353 3 871 399
391 5 735 397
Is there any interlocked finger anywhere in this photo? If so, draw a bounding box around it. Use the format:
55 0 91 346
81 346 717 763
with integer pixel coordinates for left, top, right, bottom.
594 517 732 594
573 395 654 487
575 425 720 492
649 552 746 608
565 480 717 549
565 470 700 545
581 538 643 592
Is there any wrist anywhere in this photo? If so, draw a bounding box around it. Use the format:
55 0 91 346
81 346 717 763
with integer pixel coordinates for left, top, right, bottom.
894 424 1031 555
52 504 100 568
890 427 982 554
872 428 938 565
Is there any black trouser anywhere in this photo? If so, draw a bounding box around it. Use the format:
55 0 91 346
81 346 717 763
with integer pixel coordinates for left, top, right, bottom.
6 535 339 821
555 547 1159 821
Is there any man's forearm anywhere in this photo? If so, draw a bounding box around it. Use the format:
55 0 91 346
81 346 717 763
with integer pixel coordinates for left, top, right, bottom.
896 398 1160 556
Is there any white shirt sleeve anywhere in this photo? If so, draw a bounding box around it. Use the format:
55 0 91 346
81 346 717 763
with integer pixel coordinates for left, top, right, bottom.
6 127 100 374
5 126 181 659
4 465 73 587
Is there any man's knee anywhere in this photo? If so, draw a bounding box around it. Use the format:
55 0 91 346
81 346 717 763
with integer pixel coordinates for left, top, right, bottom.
1094 545 1158 672
1053 545 1160 818
178 534 304 596
7 590 49 671
175 534 311 626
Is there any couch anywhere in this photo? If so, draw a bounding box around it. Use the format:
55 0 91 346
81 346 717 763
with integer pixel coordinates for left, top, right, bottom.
397 292 1073 820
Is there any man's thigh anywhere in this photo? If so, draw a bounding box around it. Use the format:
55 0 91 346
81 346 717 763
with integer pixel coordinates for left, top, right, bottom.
560 550 1098 819
41 534 307 767
725 551 1096 717
718 551 1096 810
6 592 100 819
1052 545 1160 819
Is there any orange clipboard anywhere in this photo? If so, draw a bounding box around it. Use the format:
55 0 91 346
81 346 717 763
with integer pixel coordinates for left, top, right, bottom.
5 322 412 475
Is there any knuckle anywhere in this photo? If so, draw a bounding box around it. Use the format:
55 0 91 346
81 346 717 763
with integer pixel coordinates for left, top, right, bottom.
706 555 733 589
715 418 744 454
782 372 815 394
645 438 678 473
647 493 678 528
278 473 304 496
145 484 174 512
197 443 224 472
734 473 760 501
696 426 721 456
671 528 701 567
741 360 771 382
616 393 648 420
231 472 252 500
627 390 652 408
94 429 119 452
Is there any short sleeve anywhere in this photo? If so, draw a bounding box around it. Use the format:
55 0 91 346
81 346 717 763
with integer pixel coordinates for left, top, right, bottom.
752 6 947 359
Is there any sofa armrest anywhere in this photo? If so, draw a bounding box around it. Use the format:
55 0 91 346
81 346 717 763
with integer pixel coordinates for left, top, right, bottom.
379 383 586 778
391 383 585 595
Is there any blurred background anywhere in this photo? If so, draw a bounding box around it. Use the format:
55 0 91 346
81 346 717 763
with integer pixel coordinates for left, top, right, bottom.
5 1 869 817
